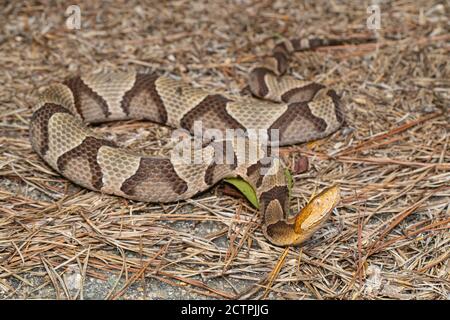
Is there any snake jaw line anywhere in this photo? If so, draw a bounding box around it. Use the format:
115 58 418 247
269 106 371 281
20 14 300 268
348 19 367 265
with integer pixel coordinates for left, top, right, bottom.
294 185 340 235
262 185 340 246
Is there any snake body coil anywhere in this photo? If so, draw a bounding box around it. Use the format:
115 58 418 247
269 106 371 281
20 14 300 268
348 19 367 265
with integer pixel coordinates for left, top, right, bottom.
30 38 343 246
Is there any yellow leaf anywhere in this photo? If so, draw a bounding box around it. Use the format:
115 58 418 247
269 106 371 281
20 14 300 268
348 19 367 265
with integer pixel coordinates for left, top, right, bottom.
306 139 325 149
284 168 293 199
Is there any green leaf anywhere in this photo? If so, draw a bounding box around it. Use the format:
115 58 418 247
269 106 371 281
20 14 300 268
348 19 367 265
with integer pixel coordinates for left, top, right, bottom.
224 177 259 209
284 168 293 199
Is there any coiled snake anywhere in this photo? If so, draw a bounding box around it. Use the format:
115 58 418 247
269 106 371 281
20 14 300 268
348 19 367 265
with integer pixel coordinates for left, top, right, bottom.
30 38 343 246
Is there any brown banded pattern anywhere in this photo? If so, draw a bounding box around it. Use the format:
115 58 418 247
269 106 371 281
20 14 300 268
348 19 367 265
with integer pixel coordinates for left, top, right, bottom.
64 76 110 121
280 83 325 103
120 73 168 124
121 157 188 200
180 94 246 133
57 136 116 190
268 103 328 144
29 103 72 156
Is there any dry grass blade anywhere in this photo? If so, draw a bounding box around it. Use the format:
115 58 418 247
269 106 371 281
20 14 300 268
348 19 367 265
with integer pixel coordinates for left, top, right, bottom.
109 243 170 300
335 112 443 157
368 186 448 255
262 247 290 299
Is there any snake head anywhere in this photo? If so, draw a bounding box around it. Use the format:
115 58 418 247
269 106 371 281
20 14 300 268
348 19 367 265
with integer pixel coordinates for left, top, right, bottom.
262 185 340 246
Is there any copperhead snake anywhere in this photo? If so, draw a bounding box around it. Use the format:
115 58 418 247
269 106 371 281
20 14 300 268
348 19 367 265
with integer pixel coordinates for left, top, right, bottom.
30 38 344 246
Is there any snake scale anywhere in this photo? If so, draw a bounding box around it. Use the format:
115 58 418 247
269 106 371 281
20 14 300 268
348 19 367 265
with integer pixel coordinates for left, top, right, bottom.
30 38 344 246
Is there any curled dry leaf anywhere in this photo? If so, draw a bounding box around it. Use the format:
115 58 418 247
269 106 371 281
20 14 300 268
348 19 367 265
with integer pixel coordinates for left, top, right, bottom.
293 155 309 174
